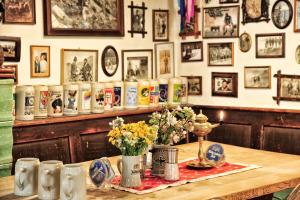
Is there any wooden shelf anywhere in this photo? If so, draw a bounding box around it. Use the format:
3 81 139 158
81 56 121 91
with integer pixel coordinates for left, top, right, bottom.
14 107 162 127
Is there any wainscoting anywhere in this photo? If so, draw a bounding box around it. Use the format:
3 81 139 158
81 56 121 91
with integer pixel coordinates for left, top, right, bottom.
194 105 300 155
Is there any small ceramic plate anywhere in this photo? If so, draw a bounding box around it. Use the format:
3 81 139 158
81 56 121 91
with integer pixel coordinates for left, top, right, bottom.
205 143 225 167
89 159 108 188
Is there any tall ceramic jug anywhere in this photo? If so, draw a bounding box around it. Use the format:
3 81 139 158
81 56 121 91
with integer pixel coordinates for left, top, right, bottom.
117 155 142 188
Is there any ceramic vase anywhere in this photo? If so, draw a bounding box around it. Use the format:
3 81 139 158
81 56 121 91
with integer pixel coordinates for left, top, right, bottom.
117 155 142 188
38 160 63 200
14 158 40 196
60 163 86 200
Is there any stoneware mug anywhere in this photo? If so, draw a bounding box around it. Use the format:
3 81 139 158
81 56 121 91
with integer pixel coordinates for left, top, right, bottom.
117 155 142 188
60 163 86 200
14 158 40 196
38 160 63 200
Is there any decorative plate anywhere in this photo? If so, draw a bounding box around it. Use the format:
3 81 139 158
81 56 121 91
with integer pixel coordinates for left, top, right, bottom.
89 159 108 188
205 143 225 166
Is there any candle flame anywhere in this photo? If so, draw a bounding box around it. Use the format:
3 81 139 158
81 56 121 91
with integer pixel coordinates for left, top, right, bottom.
220 111 224 121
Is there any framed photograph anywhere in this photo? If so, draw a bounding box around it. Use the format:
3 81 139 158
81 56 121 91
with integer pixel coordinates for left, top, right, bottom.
0 64 18 84
155 43 174 79
203 6 240 39
185 76 202 96
294 0 300 32
153 10 169 42
122 49 153 81
30 46 50 78
296 45 300 64
244 66 271 88
61 49 98 84
3 0 35 24
43 0 124 36
0 36 21 62
181 41 203 63
208 43 234 66
239 32 252 52
256 33 285 58
273 70 300 104
128 1 148 38
241 0 270 24
212 72 238 97
101 46 119 77
271 0 293 29
220 0 239 3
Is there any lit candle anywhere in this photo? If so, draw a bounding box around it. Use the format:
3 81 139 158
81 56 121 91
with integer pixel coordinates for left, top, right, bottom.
219 111 224 124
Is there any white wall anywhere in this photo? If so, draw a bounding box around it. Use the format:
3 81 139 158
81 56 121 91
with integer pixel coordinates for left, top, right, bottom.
0 0 172 84
174 0 300 110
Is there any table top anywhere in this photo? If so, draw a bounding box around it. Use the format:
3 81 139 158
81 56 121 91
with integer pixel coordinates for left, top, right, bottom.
1 141 300 200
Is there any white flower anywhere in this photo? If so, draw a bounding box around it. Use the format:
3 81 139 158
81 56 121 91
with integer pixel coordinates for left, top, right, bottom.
173 135 180 144
182 130 187 135
176 106 182 111
122 131 132 137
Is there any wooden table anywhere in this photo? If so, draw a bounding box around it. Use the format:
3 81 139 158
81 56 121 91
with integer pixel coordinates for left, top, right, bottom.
1 141 300 200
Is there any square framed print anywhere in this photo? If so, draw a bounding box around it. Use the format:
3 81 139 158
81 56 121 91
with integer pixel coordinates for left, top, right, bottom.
203 6 240 39
294 0 300 32
3 0 36 24
0 36 21 62
208 43 234 66
122 49 153 81
256 33 285 58
155 43 174 79
61 49 98 84
244 66 271 88
185 76 202 95
153 10 169 42
0 64 18 84
212 72 238 97
30 45 50 78
181 41 203 63
43 0 124 36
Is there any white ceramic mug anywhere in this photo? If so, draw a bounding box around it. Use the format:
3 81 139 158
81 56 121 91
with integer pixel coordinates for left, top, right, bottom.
14 158 40 196
60 163 86 200
38 160 63 200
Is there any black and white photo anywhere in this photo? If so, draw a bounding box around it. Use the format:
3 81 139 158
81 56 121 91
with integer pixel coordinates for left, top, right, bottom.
153 10 169 41
256 33 285 58
155 43 174 79
239 32 252 52
0 36 21 62
101 46 119 77
181 41 203 63
272 0 293 29
61 49 98 84
244 66 271 88
212 72 238 97
186 76 202 96
208 43 234 66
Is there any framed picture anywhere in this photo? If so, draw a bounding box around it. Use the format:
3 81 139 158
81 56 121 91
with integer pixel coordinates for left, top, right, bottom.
220 0 239 3
296 45 300 64
122 49 153 81
128 1 148 38
244 66 271 88
61 49 98 84
185 76 202 96
0 64 18 84
212 72 238 97
3 0 35 24
43 0 124 36
239 32 252 52
0 36 21 62
241 0 270 24
155 43 174 79
271 0 293 29
208 43 234 66
181 41 203 63
256 33 285 58
273 70 300 104
101 46 119 77
294 0 300 32
153 10 169 42
30 46 50 78
203 6 240 39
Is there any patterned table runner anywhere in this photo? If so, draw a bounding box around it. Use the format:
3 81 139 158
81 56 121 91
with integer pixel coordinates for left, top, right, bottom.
111 158 261 195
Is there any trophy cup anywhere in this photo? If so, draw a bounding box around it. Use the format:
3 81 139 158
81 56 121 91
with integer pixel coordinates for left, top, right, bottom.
187 110 221 169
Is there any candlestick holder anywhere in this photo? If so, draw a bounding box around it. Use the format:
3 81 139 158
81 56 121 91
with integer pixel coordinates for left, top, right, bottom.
187 110 220 170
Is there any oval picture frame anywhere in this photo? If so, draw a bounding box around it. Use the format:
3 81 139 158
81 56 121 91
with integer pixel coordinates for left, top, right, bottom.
271 0 293 29
239 32 252 53
101 46 119 77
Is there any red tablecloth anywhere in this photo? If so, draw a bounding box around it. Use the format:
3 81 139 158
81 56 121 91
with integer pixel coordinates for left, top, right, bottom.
111 158 260 194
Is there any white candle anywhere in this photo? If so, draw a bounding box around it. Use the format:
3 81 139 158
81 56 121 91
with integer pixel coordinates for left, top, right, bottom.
219 111 224 122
